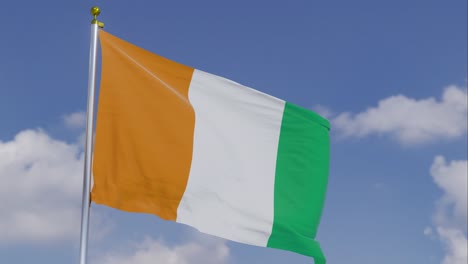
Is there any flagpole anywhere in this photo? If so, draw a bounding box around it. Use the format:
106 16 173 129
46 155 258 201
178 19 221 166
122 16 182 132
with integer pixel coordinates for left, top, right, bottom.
79 6 103 264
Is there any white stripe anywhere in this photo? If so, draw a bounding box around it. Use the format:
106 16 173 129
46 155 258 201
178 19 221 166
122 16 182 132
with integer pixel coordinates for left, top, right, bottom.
177 69 285 246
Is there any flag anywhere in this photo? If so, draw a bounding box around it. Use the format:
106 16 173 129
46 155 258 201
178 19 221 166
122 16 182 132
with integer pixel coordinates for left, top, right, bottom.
92 30 330 264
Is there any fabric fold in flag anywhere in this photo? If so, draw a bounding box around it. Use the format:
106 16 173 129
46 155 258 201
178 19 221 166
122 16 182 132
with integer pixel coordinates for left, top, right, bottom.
92 30 330 264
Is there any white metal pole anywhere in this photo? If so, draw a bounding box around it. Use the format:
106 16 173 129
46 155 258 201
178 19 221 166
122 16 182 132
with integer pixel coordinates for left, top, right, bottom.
79 6 102 264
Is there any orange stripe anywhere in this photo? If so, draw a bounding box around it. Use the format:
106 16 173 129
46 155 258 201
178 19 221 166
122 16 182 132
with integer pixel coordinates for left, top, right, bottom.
92 30 195 221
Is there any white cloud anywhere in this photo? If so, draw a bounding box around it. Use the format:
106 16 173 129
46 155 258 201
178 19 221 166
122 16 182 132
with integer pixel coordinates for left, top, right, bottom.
424 226 434 237
0 114 106 243
333 85 467 144
313 104 334 119
0 129 83 242
429 156 467 264
431 156 468 227
63 111 86 129
437 227 468 264
93 235 230 264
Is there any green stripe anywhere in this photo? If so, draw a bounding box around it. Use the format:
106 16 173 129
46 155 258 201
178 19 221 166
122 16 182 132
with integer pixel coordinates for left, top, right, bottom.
267 102 330 264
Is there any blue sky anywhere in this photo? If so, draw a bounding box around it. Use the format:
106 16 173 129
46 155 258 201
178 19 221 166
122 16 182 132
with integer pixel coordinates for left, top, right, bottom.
0 1 466 264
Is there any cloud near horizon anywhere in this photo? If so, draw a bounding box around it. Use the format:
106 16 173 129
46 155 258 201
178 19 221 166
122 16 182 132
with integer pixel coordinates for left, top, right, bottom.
0 129 84 242
93 235 230 264
430 156 467 264
0 112 108 243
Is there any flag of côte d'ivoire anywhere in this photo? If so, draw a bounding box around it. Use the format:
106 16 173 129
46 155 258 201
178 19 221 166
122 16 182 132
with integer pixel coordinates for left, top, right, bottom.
92 30 330 264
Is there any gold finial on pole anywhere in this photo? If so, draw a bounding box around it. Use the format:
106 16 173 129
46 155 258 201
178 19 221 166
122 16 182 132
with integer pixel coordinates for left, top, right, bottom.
90 6 104 28
91 6 100 17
